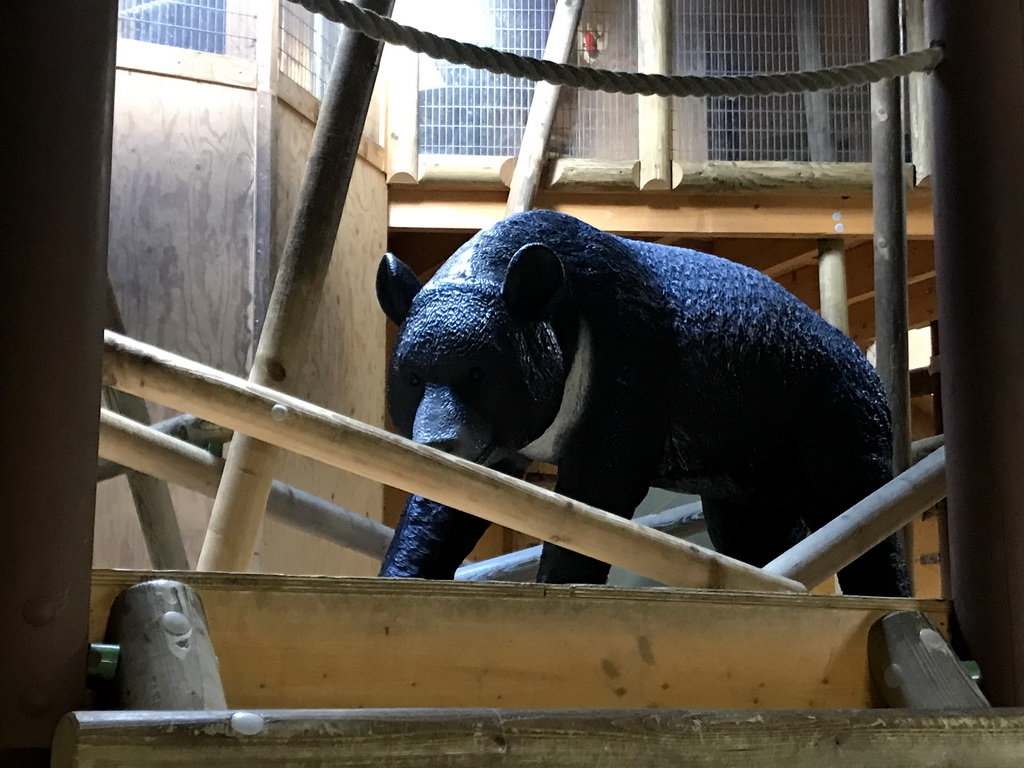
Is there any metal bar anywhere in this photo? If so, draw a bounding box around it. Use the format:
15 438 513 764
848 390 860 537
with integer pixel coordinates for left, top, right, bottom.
1 0 117 763
870 0 912 474
199 0 396 572
927 0 1024 706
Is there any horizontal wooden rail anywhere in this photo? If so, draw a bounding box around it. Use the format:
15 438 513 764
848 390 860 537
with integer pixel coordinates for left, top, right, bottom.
55 708 1024 768
98 408 394 561
101 331 802 593
765 447 946 589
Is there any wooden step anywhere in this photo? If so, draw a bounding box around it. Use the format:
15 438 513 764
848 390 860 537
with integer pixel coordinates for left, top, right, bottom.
90 569 945 710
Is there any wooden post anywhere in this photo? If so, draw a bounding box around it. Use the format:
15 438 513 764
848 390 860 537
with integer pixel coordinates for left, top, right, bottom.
927 0 1024 706
383 45 420 184
868 610 990 709
636 0 672 190
2 1 116 765
106 580 226 709
98 409 394 561
764 448 946 590
795 0 837 162
103 331 804 594
817 238 849 334
905 0 933 185
505 0 585 215
53 707 1024 768
199 0 397 572
870 0 912 476
103 276 189 570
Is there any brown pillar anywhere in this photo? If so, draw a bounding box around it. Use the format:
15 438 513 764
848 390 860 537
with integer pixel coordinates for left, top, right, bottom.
927 0 1024 705
0 1 117 764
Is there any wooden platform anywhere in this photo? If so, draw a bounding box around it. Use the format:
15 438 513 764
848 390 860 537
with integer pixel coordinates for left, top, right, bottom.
90 570 945 710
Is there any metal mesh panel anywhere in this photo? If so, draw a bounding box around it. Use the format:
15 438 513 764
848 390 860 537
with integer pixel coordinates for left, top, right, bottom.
414 0 557 156
673 0 871 162
280 2 342 99
552 0 639 160
117 0 257 59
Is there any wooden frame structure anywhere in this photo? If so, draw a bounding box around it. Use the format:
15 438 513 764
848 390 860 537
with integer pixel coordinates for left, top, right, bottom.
7 0 1024 765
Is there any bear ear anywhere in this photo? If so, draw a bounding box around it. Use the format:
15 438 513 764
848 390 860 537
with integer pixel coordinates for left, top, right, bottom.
502 243 565 321
376 253 422 325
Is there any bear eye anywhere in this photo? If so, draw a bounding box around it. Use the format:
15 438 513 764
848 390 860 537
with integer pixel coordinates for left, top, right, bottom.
408 372 422 387
469 366 485 382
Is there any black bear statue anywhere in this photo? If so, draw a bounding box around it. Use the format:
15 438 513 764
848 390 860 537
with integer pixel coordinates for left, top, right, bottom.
374 209 910 597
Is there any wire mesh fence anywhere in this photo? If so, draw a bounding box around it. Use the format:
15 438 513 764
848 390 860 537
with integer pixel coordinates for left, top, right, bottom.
280 1 342 99
675 0 871 163
117 0 257 60
409 0 872 163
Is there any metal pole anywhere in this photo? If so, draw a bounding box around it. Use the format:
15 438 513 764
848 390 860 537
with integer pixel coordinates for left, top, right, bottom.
927 0 1024 706
0 0 117 764
869 0 912 475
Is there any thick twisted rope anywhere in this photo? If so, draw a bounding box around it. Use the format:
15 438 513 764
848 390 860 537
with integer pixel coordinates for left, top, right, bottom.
290 0 943 98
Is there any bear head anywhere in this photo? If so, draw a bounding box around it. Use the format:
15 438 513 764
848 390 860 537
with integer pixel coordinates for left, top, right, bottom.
376 242 571 466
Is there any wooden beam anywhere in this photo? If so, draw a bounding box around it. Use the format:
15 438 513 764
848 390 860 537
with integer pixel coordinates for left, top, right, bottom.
868 610 990 708
102 331 802 594
200 0 394 572
505 0 585 214
765 448 946 590
55 706 1024 768
637 0 672 189
89 569 946 709
848 277 938 349
817 238 849 333
388 188 936 238
115 38 258 90
106 580 226 709
409 159 906 194
98 409 394 561
795 0 836 162
103 276 189 570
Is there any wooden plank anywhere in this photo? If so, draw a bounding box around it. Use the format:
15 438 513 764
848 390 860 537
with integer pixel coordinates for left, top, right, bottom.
101 331 803 594
55 707 1024 768
89 569 946 709
868 610 990 709
115 38 258 90
637 0 672 190
388 188 936 238
419 155 513 189
505 0 585 214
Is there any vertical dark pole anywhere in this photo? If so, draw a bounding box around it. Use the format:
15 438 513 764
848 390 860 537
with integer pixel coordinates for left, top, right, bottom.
0 1 117 765
927 0 1024 705
870 0 912 476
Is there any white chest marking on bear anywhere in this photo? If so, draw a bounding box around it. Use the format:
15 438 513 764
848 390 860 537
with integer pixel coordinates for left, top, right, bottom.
521 323 592 463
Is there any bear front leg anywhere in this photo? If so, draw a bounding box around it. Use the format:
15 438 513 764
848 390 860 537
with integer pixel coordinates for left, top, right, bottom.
378 457 526 579
537 411 666 585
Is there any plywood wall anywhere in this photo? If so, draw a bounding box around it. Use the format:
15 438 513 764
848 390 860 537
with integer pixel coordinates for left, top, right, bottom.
96 70 257 569
258 102 389 577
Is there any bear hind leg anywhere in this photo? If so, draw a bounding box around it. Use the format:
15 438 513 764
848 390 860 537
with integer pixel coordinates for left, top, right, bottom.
701 497 809 569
